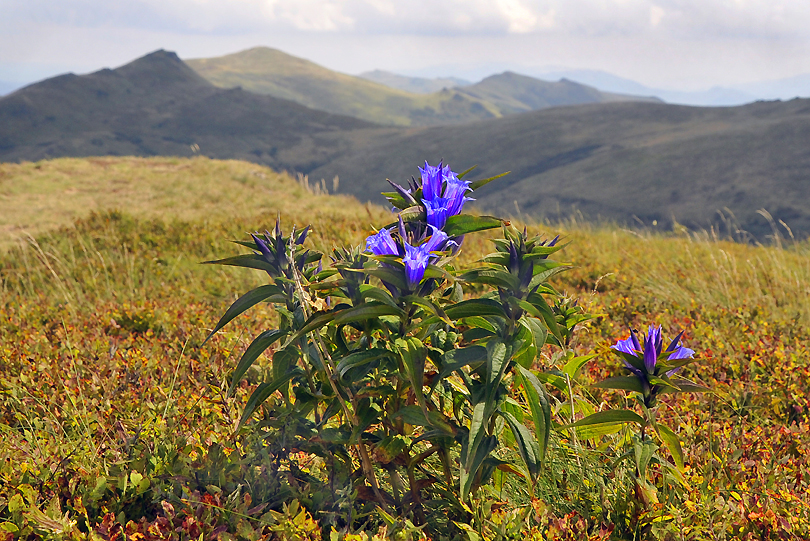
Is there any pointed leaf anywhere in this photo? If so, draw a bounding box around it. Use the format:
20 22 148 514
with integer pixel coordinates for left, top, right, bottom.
559 409 645 429
445 299 507 320
204 285 285 344
500 411 541 479
469 171 509 191
592 376 645 394
443 214 503 237
228 330 287 397
656 423 685 470
334 302 405 325
517 366 551 466
336 349 393 379
203 254 275 273
562 354 596 379
237 368 302 429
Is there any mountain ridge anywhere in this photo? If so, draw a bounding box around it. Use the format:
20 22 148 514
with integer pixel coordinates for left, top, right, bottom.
186 47 658 126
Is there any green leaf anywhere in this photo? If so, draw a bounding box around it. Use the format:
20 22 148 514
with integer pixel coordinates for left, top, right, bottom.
238 369 302 429
461 403 498 501
365 266 408 292
559 409 645 429
228 330 287 397
204 285 285 344
392 405 455 433
534 371 568 394
203 254 275 274
359 284 399 308
500 411 541 479
434 346 488 386
634 438 658 479
516 366 551 466
443 214 503 237
656 423 685 470
669 379 709 393
397 337 429 418
592 376 645 394
333 302 405 325
445 299 507 320
522 316 548 350
562 354 596 379
523 293 563 344
288 311 335 342
485 339 509 418
336 349 392 379
469 171 509 191
459 268 520 291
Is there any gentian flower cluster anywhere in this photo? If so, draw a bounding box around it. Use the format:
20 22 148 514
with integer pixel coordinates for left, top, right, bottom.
418 162 474 229
366 222 453 290
366 161 470 293
611 325 694 407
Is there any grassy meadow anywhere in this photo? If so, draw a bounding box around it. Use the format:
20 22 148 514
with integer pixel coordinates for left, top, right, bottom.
1 157 809 540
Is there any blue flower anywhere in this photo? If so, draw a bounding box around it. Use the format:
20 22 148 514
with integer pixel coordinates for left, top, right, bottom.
611 326 695 407
365 228 400 256
443 177 473 216
423 197 452 229
612 326 694 377
418 161 448 201
401 226 452 289
418 161 474 228
402 242 432 290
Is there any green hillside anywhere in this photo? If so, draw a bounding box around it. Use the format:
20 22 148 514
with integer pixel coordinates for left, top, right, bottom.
358 69 471 94
457 71 660 114
185 47 654 126
186 47 500 126
309 98 810 239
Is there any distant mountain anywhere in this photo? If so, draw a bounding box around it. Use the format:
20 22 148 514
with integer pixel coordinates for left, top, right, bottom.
536 69 810 106
358 70 470 94
186 47 499 127
186 47 658 126
308 98 810 239
455 72 660 114
0 50 374 169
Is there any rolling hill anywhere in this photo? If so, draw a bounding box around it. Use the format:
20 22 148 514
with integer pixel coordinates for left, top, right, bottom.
307 98 810 239
186 47 657 126
358 70 471 94
0 50 374 171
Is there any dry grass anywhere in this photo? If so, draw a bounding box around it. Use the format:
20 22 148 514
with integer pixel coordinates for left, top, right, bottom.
0 156 388 251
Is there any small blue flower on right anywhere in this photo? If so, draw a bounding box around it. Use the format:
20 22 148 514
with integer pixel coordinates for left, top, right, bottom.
611 325 697 408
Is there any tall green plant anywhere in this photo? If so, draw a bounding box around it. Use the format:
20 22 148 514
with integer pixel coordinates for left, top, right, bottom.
205 162 573 530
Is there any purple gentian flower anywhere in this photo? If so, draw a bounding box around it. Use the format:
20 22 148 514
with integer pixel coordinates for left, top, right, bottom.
611 326 695 406
417 161 475 229
418 161 447 201
401 226 453 289
443 177 473 216
402 242 432 289
365 228 400 256
423 197 452 229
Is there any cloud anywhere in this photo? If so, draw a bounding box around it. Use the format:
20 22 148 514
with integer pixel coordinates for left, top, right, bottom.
4 0 810 40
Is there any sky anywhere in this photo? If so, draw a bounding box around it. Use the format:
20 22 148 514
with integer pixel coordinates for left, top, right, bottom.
2 0 810 91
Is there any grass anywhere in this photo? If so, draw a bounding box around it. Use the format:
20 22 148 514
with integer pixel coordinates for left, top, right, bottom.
1 157 809 539
0 156 385 251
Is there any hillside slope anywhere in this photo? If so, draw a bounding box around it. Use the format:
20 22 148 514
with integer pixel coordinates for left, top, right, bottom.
186 47 500 126
456 72 660 114
308 99 810 238
0 50 374 170
186 47 655 126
